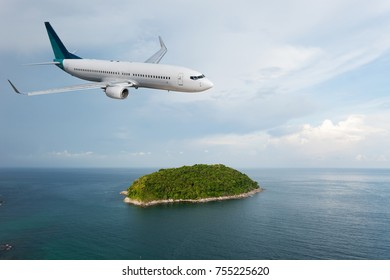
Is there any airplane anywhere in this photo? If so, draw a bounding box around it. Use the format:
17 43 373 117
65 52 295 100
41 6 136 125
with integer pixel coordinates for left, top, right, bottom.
8 22 213 99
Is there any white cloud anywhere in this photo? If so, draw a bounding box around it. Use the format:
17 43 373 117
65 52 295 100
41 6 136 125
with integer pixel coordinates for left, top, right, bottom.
192 115 389 167
129 151 152 157
50 150 94 158
271 115 381 147
250 45 324 80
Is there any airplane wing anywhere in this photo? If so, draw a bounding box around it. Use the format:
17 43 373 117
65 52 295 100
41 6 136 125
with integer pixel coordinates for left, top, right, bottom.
8 80 108 96
145 36 167 64
8 80 139 96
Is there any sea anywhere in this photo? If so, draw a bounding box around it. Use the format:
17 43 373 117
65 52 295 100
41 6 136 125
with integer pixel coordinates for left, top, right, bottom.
0 168 389 260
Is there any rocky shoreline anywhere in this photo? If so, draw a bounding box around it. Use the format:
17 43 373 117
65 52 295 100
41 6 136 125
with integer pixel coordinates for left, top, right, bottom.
120 188 262 207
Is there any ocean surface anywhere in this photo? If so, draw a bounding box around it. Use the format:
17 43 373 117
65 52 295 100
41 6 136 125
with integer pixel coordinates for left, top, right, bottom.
0 168 389 260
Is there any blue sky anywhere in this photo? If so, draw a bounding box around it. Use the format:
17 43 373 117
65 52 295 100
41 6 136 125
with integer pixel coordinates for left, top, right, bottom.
1 0 390 168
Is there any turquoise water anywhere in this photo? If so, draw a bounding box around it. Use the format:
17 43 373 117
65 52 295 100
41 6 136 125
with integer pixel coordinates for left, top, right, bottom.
0 168 389 260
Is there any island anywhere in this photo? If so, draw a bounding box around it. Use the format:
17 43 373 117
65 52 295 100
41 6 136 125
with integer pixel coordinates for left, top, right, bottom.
121 164 262 207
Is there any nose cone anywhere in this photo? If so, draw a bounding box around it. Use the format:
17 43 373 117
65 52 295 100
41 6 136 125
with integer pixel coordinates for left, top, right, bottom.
203 78 214 90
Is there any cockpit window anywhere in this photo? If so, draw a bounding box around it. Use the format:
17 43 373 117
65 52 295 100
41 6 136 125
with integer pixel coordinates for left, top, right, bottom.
190 74 205 80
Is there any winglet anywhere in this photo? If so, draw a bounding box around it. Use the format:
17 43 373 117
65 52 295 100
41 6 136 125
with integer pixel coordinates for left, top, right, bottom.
159 36 167 50
7 80 22 94
145 36 168 64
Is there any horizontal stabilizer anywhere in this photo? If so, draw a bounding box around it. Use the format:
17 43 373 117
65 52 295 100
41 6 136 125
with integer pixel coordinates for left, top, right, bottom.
23 62 61 66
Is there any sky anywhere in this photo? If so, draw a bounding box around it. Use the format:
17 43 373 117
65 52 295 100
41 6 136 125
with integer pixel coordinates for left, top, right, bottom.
1 0 390 168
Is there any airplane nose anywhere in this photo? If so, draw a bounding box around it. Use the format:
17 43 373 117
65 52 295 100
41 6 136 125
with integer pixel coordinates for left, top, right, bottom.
204 79 214 90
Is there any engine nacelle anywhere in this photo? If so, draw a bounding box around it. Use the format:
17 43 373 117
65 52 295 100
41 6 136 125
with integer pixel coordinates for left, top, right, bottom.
105 86 129 99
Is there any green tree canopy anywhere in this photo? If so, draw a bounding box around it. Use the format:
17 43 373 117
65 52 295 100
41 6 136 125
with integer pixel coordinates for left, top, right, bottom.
127 164 260 202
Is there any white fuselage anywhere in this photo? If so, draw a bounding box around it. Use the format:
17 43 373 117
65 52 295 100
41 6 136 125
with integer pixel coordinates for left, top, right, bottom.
63 59 213 92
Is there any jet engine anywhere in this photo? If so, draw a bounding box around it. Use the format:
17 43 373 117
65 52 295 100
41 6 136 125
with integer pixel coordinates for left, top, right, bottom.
105 86 129 99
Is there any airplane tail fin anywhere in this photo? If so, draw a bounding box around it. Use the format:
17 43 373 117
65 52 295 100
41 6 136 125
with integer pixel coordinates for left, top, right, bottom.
44 22 81 60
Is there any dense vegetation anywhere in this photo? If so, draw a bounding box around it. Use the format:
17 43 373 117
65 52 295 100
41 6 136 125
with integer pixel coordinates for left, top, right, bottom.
127 164 260 202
